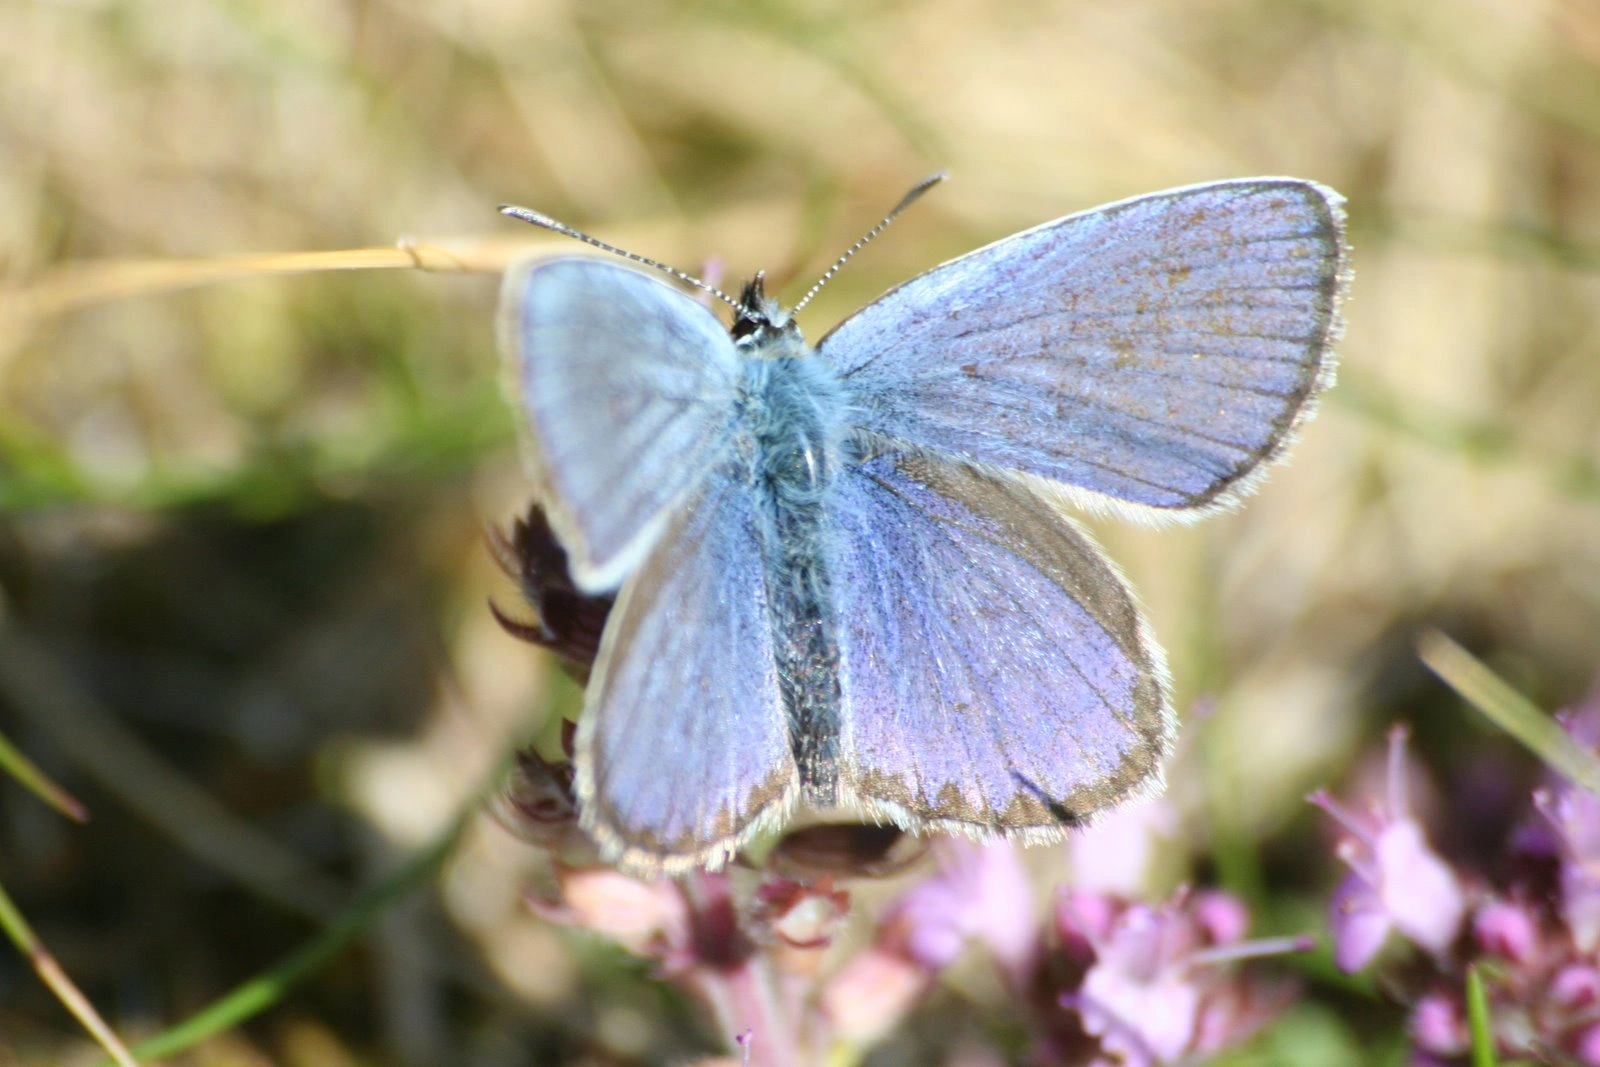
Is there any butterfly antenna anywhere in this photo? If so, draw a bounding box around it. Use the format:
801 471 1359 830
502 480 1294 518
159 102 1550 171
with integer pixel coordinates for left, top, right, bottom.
499 204 739 311
788 171 948 315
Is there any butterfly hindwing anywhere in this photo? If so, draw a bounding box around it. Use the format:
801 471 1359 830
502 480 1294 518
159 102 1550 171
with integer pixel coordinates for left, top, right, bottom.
820 179 1346 518
826 450 1173 836
575 468 798 874
499 257 743 591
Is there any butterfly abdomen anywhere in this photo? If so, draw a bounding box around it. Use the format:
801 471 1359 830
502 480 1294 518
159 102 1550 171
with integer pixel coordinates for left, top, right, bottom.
741 355 849 807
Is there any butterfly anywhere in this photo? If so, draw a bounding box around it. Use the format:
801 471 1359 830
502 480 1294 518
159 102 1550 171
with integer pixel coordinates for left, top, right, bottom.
497 175 1348 875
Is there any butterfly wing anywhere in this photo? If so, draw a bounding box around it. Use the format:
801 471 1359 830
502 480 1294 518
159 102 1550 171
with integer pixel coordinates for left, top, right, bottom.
499 257 743 591
575 468 797 874
828 450 1172 835
820 179 1346 518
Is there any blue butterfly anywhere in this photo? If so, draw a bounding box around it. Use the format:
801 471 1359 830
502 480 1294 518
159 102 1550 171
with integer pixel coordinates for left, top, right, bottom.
497 176 1348 875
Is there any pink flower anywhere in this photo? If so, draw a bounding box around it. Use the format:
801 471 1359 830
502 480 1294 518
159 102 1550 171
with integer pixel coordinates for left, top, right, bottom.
535 865 688 957
1512 678 1600 959
1325 873 1393 973
1410 992 1467 1056
1473 900 1538 963
819 944 932 1044
1551 963 1600 1010
885 840 1037 982
1576 1022 1600 1065
1372 678 1600 1067
1057 888 1306 1066
1310 725 1466 970
1534 773 1600 954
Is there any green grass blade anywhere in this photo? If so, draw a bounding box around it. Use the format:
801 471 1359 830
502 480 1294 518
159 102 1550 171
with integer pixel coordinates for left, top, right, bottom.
113 807 470 1064
1418 630 1600 796
0 877 139 1067
0 726 88 823
1466 965 1498 1067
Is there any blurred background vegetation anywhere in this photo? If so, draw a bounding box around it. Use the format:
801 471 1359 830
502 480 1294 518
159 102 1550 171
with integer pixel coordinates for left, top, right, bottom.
1 0 1599 1063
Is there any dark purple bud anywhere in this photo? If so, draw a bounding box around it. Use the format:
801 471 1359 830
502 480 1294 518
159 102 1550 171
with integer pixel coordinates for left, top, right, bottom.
488 504 614 676
489 746 582 852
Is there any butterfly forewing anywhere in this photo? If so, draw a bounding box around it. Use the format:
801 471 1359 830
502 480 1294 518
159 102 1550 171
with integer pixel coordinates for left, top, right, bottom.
827 452 1173 835
499 257 743 591
576 469 798 874
821 179 1346 518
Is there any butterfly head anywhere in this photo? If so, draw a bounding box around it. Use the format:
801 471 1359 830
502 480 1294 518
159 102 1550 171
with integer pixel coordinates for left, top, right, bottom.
502 175 949 369
731 272 806 357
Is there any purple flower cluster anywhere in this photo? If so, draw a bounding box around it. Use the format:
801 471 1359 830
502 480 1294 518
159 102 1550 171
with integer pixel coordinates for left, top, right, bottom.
1312 687 1600 1064
489 505 1310 1065
1310 726 1467 972
494 743 1307 1066
1053 887 1306 1067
